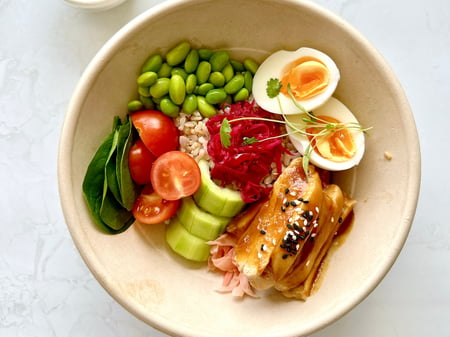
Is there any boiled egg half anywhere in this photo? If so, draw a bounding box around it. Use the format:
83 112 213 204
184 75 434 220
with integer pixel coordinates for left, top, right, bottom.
285 97 366 171
252 47 340 114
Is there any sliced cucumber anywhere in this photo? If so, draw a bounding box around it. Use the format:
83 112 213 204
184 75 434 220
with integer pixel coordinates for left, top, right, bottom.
166 217 210 262
194 160 246 217
178 197 230 241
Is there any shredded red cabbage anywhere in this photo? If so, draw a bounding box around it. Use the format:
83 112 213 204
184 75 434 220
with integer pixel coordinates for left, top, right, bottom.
206 101 287 203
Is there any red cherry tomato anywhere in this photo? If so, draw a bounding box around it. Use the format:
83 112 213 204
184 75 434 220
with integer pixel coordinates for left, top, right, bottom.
132 184 180 224
131 110 179 157
128 139 156 185
150 151 201 201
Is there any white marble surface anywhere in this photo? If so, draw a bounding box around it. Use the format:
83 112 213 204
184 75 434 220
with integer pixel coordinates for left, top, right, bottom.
1 0 448 336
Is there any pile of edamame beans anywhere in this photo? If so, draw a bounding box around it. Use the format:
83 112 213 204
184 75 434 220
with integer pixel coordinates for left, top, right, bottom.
127 41 259 118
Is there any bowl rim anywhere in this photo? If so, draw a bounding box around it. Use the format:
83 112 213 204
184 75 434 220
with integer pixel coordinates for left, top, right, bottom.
58 0 421 336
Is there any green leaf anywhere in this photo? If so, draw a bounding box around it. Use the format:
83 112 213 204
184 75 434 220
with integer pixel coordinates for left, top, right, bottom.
266 78 282 98
220 118 232 148
82 116 136 234
242 137 258 145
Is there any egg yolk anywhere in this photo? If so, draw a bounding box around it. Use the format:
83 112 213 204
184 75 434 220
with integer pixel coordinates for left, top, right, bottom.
280 56 330 100
307 115 356 162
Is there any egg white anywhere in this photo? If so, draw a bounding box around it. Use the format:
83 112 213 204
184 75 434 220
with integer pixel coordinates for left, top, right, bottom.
286 97 365 171
252 47 340 114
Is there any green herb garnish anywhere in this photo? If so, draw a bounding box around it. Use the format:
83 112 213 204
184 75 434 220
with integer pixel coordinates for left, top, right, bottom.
266 78 283 98
219 79 371 179
220 117 232 148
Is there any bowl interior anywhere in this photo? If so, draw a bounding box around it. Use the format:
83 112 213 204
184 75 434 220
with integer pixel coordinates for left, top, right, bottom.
58 0 420 336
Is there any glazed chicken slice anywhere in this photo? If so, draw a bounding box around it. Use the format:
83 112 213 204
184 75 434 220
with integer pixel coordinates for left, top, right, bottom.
230 156 355 299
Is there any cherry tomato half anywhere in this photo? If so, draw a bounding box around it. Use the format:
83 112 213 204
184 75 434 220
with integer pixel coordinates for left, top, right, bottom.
150 151 201 201
128 139 156 185
131 110 179 157
132 184 180 224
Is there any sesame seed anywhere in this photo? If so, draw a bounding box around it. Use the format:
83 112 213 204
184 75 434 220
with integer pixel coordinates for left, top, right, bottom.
260 229 266 235
315 206 320 213
261 244 267 251
331 216 335 223
285 188 290 194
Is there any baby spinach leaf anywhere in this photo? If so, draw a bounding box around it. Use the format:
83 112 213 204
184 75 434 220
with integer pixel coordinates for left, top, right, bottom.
115 117 138 211
82 115 136 234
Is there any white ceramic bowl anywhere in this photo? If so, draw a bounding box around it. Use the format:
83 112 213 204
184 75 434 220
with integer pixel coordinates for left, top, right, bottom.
64 0 126 11
58 0 421 336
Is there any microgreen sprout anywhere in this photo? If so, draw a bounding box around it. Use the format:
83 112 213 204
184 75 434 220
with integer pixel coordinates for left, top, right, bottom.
219 78 371 178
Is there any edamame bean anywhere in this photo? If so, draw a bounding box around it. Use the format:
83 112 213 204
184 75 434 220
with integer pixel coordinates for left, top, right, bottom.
224 74 245 94
138 85 151 97
127 99 143 112
244 71 253 93
171 67 188 81
149 78 171 98
196 61 211 84
182 94 197 114
137 71 158 87
158 63 172 78
209 50 230 72
244 58 259 75
205 88 227 105
160 97 180 117
230 59 245 72
198 48 213 60
197 96 217 117
141 54 163 73
234 88 249 102
196 83 214 96
184 49 199 74
222 63 234 83
169 74 186 105
209 71 225 87
185 74 197 94
139 95 155 110
166 41 191 66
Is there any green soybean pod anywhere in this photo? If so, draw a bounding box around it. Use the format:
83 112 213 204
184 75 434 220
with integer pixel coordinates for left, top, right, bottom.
224 73 245 94
234 88 249 102
149 77 171 98
197 83 214 96
209 50 230 72
141 54 163 73
196 61 211 84
139 95 156 109
127 99 143 112
197 96 217 117
160 97 180 117
243 58 259 75
198 48 213 60
185 74 197 94
137 71 158 87
222 63 234 83
166 41 191 66
169 74 186 105
243 71 253 93
158 63 173 78
205 88 227 105
184 49 199 74
230 59 245 72
171 67 188 81
209 71 225 87
182 94 198 114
